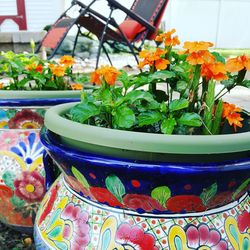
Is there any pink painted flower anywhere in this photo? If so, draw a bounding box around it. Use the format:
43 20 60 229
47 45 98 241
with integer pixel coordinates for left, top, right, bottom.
116 223 158 250
0 131 19 150
61 203 90 250
14 170 45 203
185 224 227 250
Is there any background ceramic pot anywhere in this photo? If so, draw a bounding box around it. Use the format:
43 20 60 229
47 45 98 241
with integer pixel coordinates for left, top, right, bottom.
0 91 80 234
34 103 250 249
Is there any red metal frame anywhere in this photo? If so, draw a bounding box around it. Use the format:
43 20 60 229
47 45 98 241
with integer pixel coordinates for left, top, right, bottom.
0 0 27 30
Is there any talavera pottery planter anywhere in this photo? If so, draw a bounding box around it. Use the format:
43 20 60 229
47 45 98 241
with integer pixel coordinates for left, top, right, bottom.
0 91 80 234
35 102 250 249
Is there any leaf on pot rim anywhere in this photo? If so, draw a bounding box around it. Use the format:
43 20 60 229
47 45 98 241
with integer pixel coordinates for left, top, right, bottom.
200 182 217 205
105 175 125 203
151 186 171 208
71 166 90 190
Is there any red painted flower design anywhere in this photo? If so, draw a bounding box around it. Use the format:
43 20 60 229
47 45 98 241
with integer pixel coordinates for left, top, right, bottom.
8 109 44 129
116 223 158 250
185 224 227 249
237 211 250 233
123 194 164 212
166 195 206 213
14 170 45 203
61 203 90 250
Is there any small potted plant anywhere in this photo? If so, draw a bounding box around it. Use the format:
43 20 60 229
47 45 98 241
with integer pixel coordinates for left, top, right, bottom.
35 30 249 249
0 51 85 233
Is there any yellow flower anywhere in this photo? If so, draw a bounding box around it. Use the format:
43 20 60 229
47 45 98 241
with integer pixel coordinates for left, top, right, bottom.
51 65 65 77
155 28 180 47
183 41 214 53
226 55 250 72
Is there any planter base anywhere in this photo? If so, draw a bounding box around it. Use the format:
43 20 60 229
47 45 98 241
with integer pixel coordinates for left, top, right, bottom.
34 175 250 250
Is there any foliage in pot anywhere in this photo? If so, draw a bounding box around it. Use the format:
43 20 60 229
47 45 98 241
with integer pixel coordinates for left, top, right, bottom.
0 52 84 233
35 29 250 249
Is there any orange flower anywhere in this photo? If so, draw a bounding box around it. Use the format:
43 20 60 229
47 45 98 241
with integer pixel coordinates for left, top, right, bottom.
51 65 65 77
59 55 75 67
183 41 214 53
187 50 215 65
35 64 43 73
155 29 180 47
226 55 250 72
0 82 3 89
138 48 169 70
201 62 228 81
222 103 243 131
70 83 83 90
91 65 121 85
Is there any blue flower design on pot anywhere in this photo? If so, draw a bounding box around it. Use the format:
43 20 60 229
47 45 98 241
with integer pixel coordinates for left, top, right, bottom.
10 132 44 171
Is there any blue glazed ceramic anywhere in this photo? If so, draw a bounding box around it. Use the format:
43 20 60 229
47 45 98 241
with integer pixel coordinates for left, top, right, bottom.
41 129 250 214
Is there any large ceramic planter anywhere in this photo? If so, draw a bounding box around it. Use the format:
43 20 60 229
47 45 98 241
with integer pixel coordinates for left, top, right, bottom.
0 91 80 234
35 102 250 249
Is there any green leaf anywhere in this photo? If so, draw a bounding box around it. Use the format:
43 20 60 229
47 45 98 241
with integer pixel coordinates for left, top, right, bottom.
116 90 155 106
232 178 250 201
2 171 16 189
240 80 250 88
172 65 185 73
148 70 175 82
161 118 177 134
169 99 189 112
176 81 188 93
211 52 226 64
138 111 162 127
10 195 25 208
160 102 167 113
117 70 132 90
221 78 235 90
71 166 90 190
132 74 149 89
151 186 171 208
69 101 100 123
112 106 135 129
178 113 202 127
105 175 125 203
200 183 217 205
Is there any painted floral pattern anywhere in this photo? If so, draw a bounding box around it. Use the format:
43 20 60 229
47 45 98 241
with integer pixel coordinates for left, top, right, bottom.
34 176 250 250
65 166 250 214
14 170 45 203
0 122 45 228
61 203 90 250
185 224 227 249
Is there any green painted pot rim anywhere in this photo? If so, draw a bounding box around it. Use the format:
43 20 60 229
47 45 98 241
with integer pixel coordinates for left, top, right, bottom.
0 90 81 99
45 102 250 155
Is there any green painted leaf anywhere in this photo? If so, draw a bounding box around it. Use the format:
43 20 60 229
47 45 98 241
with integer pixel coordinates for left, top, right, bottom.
138 111 162 127
2 171 16 189
10 195 25 208
54 241 68 250
69 101 100 124
71 166 90 190
112 106 135 129
46 209 61 230
200 183 217 205
48 225 62 238
105 175 125 203
151 186 171 208
161 118 177 134
232 178 250 201
178 113 202 127
169 99 189 112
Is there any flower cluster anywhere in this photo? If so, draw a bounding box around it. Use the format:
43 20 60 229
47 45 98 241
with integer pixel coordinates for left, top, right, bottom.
69 29 250 135
0 52 84 90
